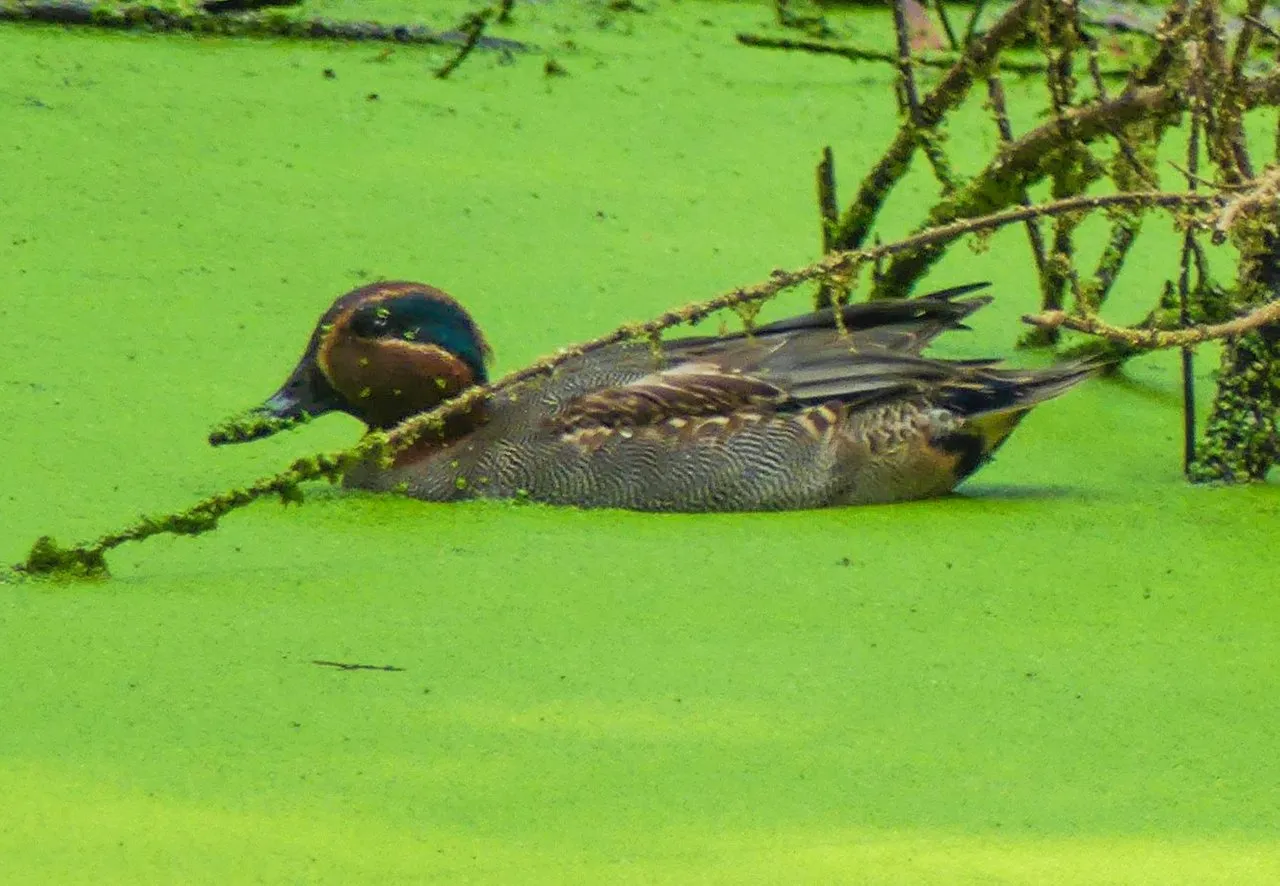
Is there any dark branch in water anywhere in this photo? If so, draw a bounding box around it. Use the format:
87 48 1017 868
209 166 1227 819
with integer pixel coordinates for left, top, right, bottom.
312 660 406 672
984 75 1047 282
815 146 842 308
931 0 959 51
892 0 924 124
735 31 1113 77
1176 40 1208 475
200 0 299 14
0 0 530 52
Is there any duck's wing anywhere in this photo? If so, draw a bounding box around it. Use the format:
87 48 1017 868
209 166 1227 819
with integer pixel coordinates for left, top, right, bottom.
548 361 789 431
550 342 1101 434
535 283 994 410
547 282 1104 433
668 282 994 361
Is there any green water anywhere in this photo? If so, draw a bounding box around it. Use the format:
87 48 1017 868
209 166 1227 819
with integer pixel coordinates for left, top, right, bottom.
2 3 1278 883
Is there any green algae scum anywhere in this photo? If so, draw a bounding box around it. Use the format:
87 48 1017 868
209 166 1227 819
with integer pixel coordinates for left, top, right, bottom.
3 1 1279 883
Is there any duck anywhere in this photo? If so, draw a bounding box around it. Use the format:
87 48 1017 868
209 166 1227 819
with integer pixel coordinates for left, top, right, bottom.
209 280 1099 511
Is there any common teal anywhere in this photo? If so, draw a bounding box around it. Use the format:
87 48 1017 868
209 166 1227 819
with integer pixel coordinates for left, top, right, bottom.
211 281 1098 510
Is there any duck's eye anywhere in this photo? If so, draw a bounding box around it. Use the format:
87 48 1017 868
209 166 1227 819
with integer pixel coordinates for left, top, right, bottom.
349 305 392 338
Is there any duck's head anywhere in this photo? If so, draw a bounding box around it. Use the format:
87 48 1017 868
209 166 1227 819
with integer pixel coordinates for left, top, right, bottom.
210 281 491 445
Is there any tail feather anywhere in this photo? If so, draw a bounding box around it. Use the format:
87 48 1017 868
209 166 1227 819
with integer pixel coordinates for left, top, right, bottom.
752 282 994 353
932 358 1105 482
939 358 1105 419
672 282 995 359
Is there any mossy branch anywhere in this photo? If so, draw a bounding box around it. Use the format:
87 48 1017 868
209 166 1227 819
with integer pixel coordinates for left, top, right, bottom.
865 63 1280 301
15 448 367 581
1022 296 1280 349
10 187 1224 582
871 83 1184 298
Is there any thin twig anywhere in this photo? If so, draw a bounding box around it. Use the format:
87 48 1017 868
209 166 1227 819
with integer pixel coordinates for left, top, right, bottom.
1036 0 1076 119
1080 24 1109 101
1107 127 1163 190
434 7 493 79
1212 166 1280 244
893 0 925 123
962 0 989 45
985 75 1047 279
1229 0 1267 86
312 660 406 672
1242 14 1280 44
932 0 960 51
1178 41 1205 474
891 0 955 191
1243 64 1280 108
815 146 842 308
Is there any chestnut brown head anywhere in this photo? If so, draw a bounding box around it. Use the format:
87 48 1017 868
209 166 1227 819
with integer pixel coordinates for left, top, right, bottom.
210 281 491 445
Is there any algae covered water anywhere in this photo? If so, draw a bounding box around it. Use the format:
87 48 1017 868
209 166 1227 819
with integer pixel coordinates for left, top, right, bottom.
2 2 1278 882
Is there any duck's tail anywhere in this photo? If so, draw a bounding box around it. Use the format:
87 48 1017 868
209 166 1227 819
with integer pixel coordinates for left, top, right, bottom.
936 357 1107 480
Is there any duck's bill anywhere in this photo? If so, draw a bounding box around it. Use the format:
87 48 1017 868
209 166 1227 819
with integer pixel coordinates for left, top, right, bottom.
208 363 344 446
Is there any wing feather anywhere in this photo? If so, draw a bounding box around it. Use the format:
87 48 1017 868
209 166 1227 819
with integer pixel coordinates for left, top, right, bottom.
547 283 1099 434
